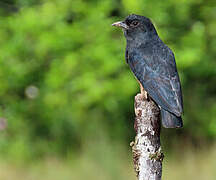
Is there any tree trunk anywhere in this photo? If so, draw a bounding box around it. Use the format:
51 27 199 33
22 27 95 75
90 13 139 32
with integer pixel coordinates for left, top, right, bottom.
130 93 163 180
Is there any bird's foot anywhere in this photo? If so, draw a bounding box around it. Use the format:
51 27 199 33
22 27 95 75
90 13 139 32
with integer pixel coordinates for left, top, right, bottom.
141 91 149 101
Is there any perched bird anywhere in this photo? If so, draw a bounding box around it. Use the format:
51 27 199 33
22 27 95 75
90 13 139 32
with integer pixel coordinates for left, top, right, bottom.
112 14 183 128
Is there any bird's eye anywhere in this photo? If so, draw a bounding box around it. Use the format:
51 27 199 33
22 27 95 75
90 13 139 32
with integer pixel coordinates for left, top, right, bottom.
131 21 139 27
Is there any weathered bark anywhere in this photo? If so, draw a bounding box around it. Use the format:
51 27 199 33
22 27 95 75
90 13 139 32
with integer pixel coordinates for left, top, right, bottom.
130 93 163 180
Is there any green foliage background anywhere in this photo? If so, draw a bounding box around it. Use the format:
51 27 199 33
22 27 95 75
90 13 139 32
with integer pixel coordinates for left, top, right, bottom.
0 0 216 161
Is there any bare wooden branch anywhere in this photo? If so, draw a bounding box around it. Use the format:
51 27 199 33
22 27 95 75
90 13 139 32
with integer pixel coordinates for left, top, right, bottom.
130 93 163 180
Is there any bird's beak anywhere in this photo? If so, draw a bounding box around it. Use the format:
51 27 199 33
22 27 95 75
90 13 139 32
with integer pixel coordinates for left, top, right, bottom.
112 21 129 29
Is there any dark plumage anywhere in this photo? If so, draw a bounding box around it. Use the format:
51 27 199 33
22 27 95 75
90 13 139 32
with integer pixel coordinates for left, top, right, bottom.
112 14 183 128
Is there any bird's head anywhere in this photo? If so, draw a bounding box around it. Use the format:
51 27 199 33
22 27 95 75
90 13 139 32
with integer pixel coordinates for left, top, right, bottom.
112 14 157 41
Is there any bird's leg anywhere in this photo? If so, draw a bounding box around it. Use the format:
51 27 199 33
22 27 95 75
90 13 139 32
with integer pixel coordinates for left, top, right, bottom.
139 82 148 100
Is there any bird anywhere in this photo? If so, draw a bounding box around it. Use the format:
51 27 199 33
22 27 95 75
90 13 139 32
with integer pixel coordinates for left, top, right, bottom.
112 14 183 128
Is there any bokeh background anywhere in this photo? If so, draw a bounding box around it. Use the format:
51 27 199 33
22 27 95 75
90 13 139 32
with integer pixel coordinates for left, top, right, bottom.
0 0 216 179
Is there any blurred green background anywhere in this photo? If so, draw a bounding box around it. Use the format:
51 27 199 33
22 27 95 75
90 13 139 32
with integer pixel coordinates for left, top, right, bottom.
0 0 216 179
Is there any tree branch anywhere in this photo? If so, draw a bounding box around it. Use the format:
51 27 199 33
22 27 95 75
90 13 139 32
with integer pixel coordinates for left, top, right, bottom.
130 93 163 180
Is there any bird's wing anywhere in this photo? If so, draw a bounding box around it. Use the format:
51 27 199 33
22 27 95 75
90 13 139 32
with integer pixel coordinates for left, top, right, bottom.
128 47 183 116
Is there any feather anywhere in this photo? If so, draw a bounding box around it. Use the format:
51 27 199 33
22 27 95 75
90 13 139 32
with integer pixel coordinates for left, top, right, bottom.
127 38 183 117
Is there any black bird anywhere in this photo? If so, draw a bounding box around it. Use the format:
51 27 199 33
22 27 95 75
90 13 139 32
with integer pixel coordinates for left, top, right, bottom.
112 14 183 128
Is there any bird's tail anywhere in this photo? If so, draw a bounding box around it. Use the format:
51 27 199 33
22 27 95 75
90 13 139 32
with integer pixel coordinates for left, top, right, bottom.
161 109 183 128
